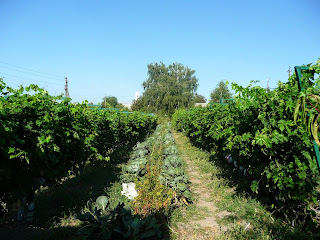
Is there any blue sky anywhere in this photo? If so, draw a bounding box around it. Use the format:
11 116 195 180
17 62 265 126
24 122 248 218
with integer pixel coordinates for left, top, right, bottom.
0 0 319 103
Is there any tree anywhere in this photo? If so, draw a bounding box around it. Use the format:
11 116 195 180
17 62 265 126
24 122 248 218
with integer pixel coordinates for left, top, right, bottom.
101 96 118 108
131 97 145 112
139 62 198 115
193 94 206 103
116 103 130 111
210 80 232 103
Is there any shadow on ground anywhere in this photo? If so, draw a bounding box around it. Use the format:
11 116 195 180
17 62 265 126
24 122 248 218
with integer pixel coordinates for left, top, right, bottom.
34 146 132 224
0 131 170 240
0 147 131 240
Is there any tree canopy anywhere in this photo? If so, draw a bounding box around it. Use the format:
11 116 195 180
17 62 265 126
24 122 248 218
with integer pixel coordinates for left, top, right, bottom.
131 97 144 112
210 80 232 103
193 94 206 103
101 96 118 108
136 62 199 115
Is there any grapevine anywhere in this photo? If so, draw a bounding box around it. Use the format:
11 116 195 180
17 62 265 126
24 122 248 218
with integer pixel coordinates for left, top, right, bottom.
0 79 156 215
172 59 320 223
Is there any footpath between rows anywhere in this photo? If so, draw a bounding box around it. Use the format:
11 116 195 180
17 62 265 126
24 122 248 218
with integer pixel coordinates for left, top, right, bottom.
170 130 254 240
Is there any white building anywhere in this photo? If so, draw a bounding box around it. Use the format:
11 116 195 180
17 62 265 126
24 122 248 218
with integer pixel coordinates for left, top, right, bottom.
195 103 208 107
119 92 140 110
122 103 132 109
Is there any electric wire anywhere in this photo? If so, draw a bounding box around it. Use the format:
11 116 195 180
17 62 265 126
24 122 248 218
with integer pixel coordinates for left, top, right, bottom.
0 60 64 79
0 72 64 85
0 65 63 81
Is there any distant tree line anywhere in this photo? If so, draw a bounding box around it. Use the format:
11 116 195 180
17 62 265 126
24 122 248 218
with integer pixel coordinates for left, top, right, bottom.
89 96 129 110
100 95 128 109
94 63 232 115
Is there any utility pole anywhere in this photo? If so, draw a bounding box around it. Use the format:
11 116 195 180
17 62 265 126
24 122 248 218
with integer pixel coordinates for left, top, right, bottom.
288 66 292 78
267 77 270 93
65 77 70 98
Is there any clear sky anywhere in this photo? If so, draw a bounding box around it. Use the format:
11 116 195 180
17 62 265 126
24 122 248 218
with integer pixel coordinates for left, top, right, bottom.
0 0 319 104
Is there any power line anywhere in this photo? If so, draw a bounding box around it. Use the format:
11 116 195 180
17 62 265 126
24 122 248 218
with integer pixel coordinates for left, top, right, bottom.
0 60 64 79
0 65 63 81
0 72 64 86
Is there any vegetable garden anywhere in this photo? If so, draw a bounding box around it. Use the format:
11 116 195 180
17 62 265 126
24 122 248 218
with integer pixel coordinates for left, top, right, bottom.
0 79 192 239
76 123 191 239
1 59 320 239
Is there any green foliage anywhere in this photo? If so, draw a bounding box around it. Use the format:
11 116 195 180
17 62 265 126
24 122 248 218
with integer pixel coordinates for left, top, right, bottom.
172 60 320 221
124 123 190 218
137 62 199 115
132 164 174 217
116 103 129 111
0 79 157 212
158 124 191 204
131 97 145 112
193 94 207 103
130 124 175 216
101 95 118 108
293 59 320 145
122 143 149 182
78 197 163 239
210 80 232 103
96 196 109 211
160 159 191 204
160 126 191 204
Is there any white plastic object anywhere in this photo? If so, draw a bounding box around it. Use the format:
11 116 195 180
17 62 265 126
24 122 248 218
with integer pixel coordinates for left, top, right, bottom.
121 182 138 200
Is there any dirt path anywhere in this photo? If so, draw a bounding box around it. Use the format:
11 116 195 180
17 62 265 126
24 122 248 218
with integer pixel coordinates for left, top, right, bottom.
172 131 232 240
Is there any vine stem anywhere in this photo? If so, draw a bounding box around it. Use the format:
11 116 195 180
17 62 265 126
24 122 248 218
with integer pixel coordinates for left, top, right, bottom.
306 97 320 113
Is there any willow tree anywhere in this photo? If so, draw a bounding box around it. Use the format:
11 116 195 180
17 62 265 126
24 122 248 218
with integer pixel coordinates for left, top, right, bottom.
140 62 198 115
